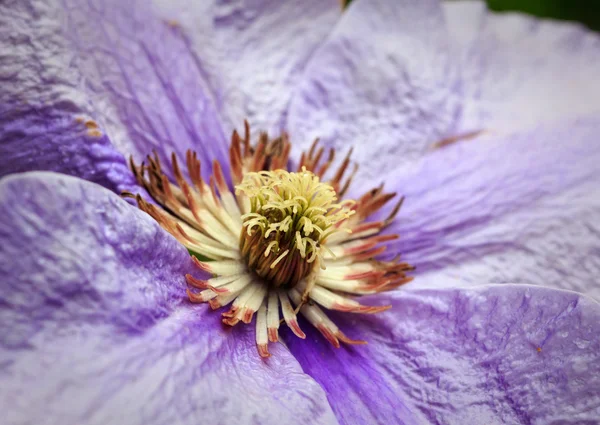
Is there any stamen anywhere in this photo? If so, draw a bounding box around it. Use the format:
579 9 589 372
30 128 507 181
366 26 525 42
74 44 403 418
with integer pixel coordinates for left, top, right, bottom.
267 291 280 342
256 302 271 358
126 121 412 357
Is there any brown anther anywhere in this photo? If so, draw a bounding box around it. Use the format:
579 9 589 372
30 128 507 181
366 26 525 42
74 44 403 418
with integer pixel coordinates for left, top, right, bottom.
187 289 206 303
288 319 306 339
268 328 279 343
208 298 223 310
212 160 228 193
251 133 267 171
221 307 239 318
317 324 340 348
338 164 358 198
316 148 335 178
352 246 388 262
384 196 405 225
242 309 255 324
191 256 212 273
243 119 251 156
223 316 240 326
185 274 209 289
330 147 353 190
257 344 271 358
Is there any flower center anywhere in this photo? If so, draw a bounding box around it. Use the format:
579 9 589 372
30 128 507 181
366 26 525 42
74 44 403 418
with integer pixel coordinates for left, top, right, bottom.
236 168 354 288
126 121 414 358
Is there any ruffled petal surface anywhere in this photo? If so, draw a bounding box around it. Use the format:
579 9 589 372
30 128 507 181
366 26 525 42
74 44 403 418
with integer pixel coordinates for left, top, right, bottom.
0 172 338 425
1 0 340 183
384 117 600 299
287 0 460 178
0 1 136 193
154 0 341 133
286 285 600 425
443 1 600 134
57 0 229 174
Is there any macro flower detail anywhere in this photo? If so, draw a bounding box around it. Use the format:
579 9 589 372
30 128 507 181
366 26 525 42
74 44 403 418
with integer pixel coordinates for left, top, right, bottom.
128 125 413 356
3 0 600 424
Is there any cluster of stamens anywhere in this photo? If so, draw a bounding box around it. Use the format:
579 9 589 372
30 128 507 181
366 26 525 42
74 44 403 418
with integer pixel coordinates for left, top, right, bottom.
238 168 354 288
126 121 413 357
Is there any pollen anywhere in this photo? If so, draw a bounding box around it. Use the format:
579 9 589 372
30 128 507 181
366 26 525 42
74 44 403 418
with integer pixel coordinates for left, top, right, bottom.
126 121 414 358
237 168 354 288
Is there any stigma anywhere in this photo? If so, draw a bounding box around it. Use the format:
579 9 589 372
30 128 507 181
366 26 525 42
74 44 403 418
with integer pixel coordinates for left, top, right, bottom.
127 122 413 357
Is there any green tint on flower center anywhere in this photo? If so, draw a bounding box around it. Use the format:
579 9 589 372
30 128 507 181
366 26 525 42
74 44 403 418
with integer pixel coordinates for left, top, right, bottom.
237 168 355 288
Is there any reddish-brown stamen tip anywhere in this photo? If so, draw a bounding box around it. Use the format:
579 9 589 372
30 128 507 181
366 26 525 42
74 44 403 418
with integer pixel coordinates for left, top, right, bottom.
268 328 279 343
222 316 240 326
187 289 205 303
207 283 229 294
208 299 222 310
191 256 212 273
185 274 209 289
317 324 340 348
221 307 239 318
258 344 271 358
289 319 306 339
242 308 255 324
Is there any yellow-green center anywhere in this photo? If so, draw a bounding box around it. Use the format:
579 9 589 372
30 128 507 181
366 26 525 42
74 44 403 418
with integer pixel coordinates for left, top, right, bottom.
236 168 354 288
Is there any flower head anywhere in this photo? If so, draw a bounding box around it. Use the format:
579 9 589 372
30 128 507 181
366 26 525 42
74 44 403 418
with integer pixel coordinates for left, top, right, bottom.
126 126 412 356
2 0 600 424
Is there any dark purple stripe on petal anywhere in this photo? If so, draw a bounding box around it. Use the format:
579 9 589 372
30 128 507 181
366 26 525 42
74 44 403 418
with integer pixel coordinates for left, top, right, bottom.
58 0 229 179
286 285 600 425
0 171 193 342
0 172 338 425
0 1 137 193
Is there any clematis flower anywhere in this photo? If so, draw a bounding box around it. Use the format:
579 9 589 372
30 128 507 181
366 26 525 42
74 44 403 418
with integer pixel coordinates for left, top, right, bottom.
1 0 600 424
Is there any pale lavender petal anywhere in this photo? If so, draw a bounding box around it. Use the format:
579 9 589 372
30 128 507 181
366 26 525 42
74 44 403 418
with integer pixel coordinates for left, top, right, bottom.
287 0 460 179
59 0 228 174
443 1 600 134
0 172 337 425
154 0 341 133
286 285 600 425
0 0 229 183
383 117 600 299
0 1 136 193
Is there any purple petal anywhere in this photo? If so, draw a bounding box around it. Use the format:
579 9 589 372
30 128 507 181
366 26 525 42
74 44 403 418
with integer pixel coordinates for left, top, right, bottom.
59 0 229 173
287 0 459 179
0 0 228 183
0 172 337 425
384 117 600 299
444 1 600 134
0 1 136 193
286 285 600 424
154 0 341 133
